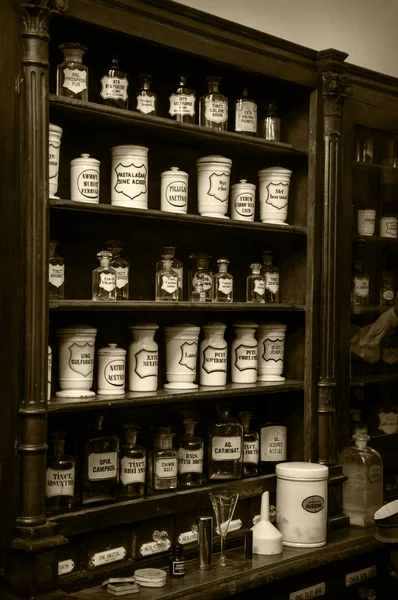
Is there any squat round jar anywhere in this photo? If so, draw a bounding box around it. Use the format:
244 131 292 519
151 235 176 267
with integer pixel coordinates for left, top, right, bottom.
97 343 126 396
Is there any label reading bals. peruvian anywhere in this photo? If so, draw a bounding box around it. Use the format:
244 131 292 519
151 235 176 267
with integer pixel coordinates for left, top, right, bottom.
204 99 228 123
217 277 233 294
265 273 279 294
262 338 284 362
178 447 203 474
234 344 257 371
68 342 94 377
99 272 116 292
104 360 125 387
161 274 178 294
113 266 129 290
114 161 147 201
165 180 187 208
354 277 369 298
155 457 177 479
77 169 99 200
244 440 259 464
88 452 117 481
134 349 158 379
192 273 212 291
100 76 129 101
179 341 198 371
49 144 59 179
120 456 146 485
49 264 64 288
202 345 227 374
62 68 87 94
265 182 289 210
234 193 254 217
254 279 265 295
212 436 241 461
46 467 75 498
208 172 229 203
260 426 286 461
235 101 257 133
136 94 156 114
169 93 195 117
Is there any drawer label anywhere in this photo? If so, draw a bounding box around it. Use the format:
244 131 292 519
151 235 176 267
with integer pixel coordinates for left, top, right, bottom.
90 546 126 567
289 582 325 599
178 530 198 545
345 565 377 587
58 558 75 576
140 539 171 556
216 518 242 535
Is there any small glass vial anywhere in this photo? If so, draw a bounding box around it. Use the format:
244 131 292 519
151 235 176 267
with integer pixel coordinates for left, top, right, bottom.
261 250 280 303
46 431 76 515
169 544 185 578
136 73 157 115
189 254 213 302
156 247 183 300
156 255 179 302
100 56 129 110
83 414 119 506
119 424 146 500
246 263 266 303
351 243 369 307
208 404 243 481
199 76 228 131
92 250 117 301
380 272 395 306
213 258 233 302
191 271 206 303
169 75 196 124
149 431 178 493
57 43 88 101
239 411 259 478
235 88 257 136
106 240 129 300
260 102 280 141
177 418 204 488
49 240 65 299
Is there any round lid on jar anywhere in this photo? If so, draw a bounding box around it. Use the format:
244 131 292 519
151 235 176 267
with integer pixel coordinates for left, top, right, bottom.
203 321 227 331
164 323 200 334
111 145 149 157
130 323 159 331
70 153 100 165
231 179 256 191
196 155 232 166
258 322 286 331
276 461 329 481
56 324 97 335
161 166 189 178
233 321 259 329
258 166 292 176
98 343 126 356
49 123 63 135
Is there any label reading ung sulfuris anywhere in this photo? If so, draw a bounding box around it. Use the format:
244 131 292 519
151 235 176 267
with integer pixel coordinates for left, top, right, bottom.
46 467 75 498
212 436 241 461
178 447 204 474
49 264 64 288
120 456 146 485
68 342 94 377
88 452 117 481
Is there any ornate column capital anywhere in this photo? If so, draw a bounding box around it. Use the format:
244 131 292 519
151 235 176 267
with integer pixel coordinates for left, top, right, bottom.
20 0 68 36
322 72 352 118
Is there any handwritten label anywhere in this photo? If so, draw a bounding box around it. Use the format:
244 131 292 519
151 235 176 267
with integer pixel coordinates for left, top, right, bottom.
113 266 129 290
136 94 156 114
161 274 178 294
289 582 326 599
99 272 116 293
217 277 233 294
345 565 376 587
90 546 126 568
208 172 229 202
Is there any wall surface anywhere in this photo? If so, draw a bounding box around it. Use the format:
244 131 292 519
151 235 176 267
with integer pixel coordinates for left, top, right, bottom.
173 0 398 79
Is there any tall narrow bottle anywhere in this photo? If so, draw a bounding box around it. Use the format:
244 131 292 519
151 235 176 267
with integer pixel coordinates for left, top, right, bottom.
259 406 286 474
83 414 119 506
213 258 233 302
261 251 280 303
92 250 117 301
100 56 129 110
156 247 183 300
199 76 228 131
169 76 196 124
107 240 130 300
119 424 146 500
235 89 257 136
239 411 259 477
351 241 370 307
208 404 243 481
149 431 178 493
57 43 88 101
246 263 265 303
136 73 157 115
49 240 65 299
177 419 204 488
46 432 76 515
156 255 179 302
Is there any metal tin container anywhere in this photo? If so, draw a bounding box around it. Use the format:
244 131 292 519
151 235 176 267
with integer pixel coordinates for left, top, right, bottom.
97 343 126 395
160 167 188 214
196 155 232 219
230 179 256 221
111 145 148 208
70 153 100 203
49 123 63 199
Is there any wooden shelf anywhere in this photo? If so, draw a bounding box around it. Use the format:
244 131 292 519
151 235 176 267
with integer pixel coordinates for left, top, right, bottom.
352 233 398 245
48 380 304 413
49 95 307 159
49 299 305 311
351 373 398 386
351 305 391 315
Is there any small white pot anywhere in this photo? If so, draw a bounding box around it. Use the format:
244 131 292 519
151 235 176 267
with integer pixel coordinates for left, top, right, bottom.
97 343 126 395
258 167 292 225
111 145 148 208
196 155 232 218
70 153 100 204
161 167 188 214
230 179 256 221
357 209 376 236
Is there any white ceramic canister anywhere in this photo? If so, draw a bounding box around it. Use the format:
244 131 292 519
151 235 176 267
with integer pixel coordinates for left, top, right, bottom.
357 209 376 236
164 324 200 390
231 321 259 384
276 462 329 548
258 167 292 225
257 323 286 382
49 123 63 199
200 322 227 386
97 343 126 395
48 345 52 401
70 153 100 203
230 179 256 222
196 155 232 219
111 145 148 208
129 323 159 392
160 167 188 214
380 215 398 238
56 325 97 398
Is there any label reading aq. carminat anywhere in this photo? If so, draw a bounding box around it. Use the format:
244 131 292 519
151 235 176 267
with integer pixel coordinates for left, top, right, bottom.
114 162 147 200
68 342 94 377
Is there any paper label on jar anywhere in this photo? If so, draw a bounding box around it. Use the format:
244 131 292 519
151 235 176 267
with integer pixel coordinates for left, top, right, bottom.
382 219 397 237
104 359 125 387
254 279 265 295
178 447 203 474
49 144 60 179
354 277 369 298
68 342 94 377
262 338 284 362
120 456 146 485
212 436 241 461
217 277 233 294
265 273 279 294
77 169 99 200
235 101 257 133
134 349 158 379
368 464 382 482
302 495 324 513
169 93 195 117
244 440 259 464
260 426 286 461
345 565 376 587
382 348 398 365
88 452 117 481
234 193 254 218
265 182 289 211
192 273 212 291
208 172 229 203
165 180 187 208
46 467 75 498
114 161 147 201
155 457 177 479
62 68 87 94
58 559 75 576
140 539 171 556
179 341 198 371
91 547 126 568
49 264 64 288
136 94 156 114
100 75 129 101
290 582 326 600
202 345 227 374
204 99 228 123
99 272 116 292
383 289 394 301
234 344 257 371
378 411 398 434
113 266 129 290
161 274 178 294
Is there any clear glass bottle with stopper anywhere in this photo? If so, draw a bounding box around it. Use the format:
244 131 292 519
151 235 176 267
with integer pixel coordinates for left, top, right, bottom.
46 431 76 515
92 250 117 301
208 404 243 481
351 241 370 306
239 411 259 478
57 43 88 101
156 254 179 302
191 271 206 303
189 253 213 302
149 431 178 493
261 250 280 303
200 76 228 131
235 89 257 136
214 258 233 302
119 424 146 500
169 75 196 124
100 56 129 110
246 263 265 303
177 418 204 488
260 102 280 141
156 247 183 300
136 73 157 115
106 240 129 300
49 240 65 299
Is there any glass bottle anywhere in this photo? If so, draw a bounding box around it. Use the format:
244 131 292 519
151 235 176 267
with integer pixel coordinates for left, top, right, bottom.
340 431 383 527
46 431 76 515
177 418 204 488
100 56 129 110
208 404 243 481
189 254 213 302
261 251 280 303
259 406 287 475
213 258 233 302
260 102 280 141
136 73 157 116
49 240 65 299
169 544 185 578
380 272 395 306
119 424 146 500
83 414 119 506
191 272 206 303
56 43 88 101
156 247 183 300
239 411 259 478
156 255 179 302
92 250 117 301
235 88 257 136
246 263 265 303
106 240 130 300
149 431 178 493
351 243 370 306
199 76 228 131
169 75 196 124
381 329 398 373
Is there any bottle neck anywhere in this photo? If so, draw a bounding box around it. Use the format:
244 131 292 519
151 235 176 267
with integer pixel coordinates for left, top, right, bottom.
49 244 57 258
100 258 110 268
218 264 228 274
141 80 151 91
251 269 261 276
125 430 137 446
164 247 176 257
263 256 273 266
109 248 121 257
208 82 220 94
53 438 65 456
184 423 196 437
63 50 84 63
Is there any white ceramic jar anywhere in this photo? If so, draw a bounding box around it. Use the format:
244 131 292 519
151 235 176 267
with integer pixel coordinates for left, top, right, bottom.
164 324 200 389
196 155 232 218
257 323 286 382
231 321 258 384
200 322 227 386
357 209 376 236
160 167 188 214
276 462 329 548
230 179 256 221
258 167 292 224
97 343 126 395
129 323 159 392
70 153 100 203
111 145 148 208
380 215 398 238
49 123 63 199
56 325 97 398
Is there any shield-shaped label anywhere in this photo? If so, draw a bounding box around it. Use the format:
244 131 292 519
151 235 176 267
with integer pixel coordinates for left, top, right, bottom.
262 338 284 362
265 273 279 295
179 341 198 371
354 277 369 298
385 220 398 236
165 180 187 208
208 172 229 202
113 266 129 290
234 344 257 371
265 181 289 210
49 264 64 288
114 162 147 200
136 94 156 114
77 169 99 200
254 279 265 295
134 349 158 379
99 272 116 293
62 68 87 95
49 143 59 179
202 345 227 374
68 342 94 377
